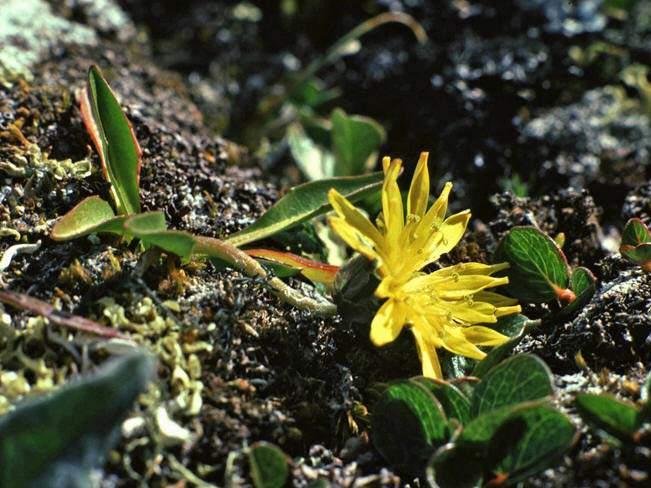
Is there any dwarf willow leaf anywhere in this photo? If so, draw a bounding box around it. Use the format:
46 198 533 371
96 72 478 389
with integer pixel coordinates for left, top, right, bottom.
226 172 384 247
494 226 570 302
81 65 142 215
412 377 471 426
372 380 449 476
0 353 154 488
472 316 540 378
248 442 289 488
470 354 553 417
493 405 576 484
621 218 651 248
559 266 597 317
51 196 126 241
575 393 639 442
331 108 385 176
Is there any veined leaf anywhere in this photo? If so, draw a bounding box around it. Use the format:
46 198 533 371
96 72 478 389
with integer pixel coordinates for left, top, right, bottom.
244 248 339 287
51 196 126 241
81 65 142 215
411 377 471 426
621 218 651 248
575 393 639 443
372 380 449 476
494 226 571 303
470 354 553 417
331 108 385 177
287 123 335 181
0 353 154 488
226 172 384 247
559 267 597 317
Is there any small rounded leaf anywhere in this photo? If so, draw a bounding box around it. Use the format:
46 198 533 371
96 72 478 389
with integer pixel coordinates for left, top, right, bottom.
51 196 124 241
372 380 449 476
248 442 290 488
494 226 570 303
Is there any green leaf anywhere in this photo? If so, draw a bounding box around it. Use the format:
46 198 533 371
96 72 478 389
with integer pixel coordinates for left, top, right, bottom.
226 172 384 247
575 393 639 442
82 65 142 215
492 405 576 484
331 108 385 177
51 196 126 241
470 354 553 416
287 123 336 180
412 377 471 426
472 316 540 378
124 213 195 259
248 442 289 488
621 243 651 266
433 402 574 487
559 267 597 317
372 380 449 476
0 353 154 488
639 373 651 423
494 226 570 303
621 218 651 248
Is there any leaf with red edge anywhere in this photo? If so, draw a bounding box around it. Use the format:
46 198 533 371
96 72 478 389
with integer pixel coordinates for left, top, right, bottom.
621 218 651 248
81 65 142 215
245 248 339 287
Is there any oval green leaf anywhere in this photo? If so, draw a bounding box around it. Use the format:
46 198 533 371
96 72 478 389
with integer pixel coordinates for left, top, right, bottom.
225 172 384 247
411 377 471 426
492 404 576 485
248 442 289 488
621 242 651 266
472 316 540 378
575 393 639 442
0 353 154 488
621 218 651 248
372 380 449 476
559 266 597 317
494 226 570 302
331 108 385 177
470 354 553 417
82 65 142 215
51 196 126 241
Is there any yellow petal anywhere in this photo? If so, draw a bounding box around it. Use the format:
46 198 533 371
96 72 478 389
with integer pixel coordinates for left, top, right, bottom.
433 210 471 256
411 327 442 379
370 299 406 346
328 189 385 246
412 181 452 244
436 262 509 277
382 156 391 175
474 290 518 307
434 275 509 298
495 304 522 317
407 152 430 219
444 300 499 324
381 159 404 246
461 325 509 347
440 326 486 360
328 217 381 263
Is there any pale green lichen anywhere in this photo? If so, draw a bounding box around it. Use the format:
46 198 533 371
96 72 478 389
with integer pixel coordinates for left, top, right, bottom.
0 142 92 181
0 0 97 85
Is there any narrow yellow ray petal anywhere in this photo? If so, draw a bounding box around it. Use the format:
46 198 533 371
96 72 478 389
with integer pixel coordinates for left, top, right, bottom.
407 152 430 219
495 305 522 317
434 262 509 278
474 290 518 307
328 217 380 263
440 326 486 360
370 298 406 346
411 327 443 379
381 159 404 246
328 189 384 245
461 325 509 346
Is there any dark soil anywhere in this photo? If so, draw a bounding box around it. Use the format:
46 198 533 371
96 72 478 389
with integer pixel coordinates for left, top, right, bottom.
2 0 651 486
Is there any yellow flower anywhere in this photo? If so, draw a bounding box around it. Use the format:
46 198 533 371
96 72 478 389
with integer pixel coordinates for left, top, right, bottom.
327 151 521 378
328 152 470 285
371 263 521 378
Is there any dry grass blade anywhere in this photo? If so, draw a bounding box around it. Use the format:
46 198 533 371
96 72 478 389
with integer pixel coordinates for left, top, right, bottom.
0 289 127 339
